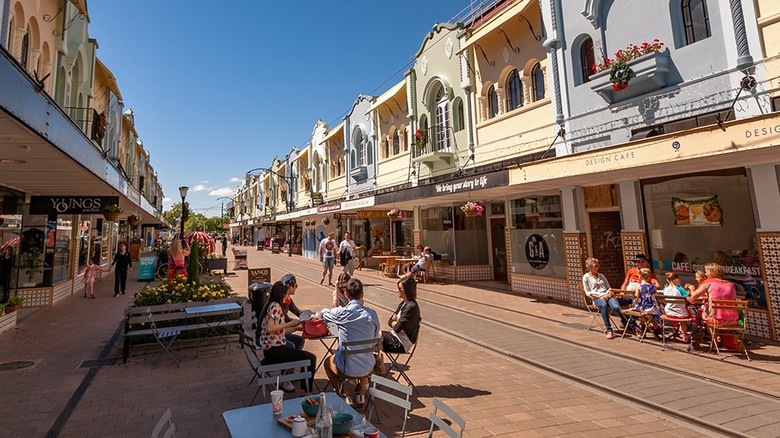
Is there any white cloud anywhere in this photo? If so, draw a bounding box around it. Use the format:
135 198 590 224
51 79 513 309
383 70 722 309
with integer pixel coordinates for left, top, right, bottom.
191 184 208 192
209 187 235 196
229 177 241 183
162 197 173 204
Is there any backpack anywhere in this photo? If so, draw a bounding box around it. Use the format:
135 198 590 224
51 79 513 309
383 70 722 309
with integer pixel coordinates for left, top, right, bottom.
339 248 352 266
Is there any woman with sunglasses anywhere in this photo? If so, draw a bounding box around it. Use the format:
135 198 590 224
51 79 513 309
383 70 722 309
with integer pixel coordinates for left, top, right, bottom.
382 276 421 353
332 273 351 308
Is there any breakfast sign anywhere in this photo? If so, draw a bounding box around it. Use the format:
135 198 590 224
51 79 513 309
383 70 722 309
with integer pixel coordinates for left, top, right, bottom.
672 195 722 226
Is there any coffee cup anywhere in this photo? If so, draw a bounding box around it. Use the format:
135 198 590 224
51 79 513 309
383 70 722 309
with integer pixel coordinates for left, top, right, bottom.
364 426 380 438
270 389 284 415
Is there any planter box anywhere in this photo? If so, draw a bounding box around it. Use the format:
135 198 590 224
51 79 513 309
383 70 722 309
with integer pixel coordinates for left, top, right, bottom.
590 50 672 103
206 257 228 274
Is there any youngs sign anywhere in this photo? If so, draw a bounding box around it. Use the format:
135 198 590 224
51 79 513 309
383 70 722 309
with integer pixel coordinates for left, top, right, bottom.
30 196 120 215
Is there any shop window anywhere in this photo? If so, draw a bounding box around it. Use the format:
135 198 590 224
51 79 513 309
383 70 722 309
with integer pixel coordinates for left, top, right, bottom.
419 206 489 266
681 0 710 46
509 196 565 279
643 173 766 309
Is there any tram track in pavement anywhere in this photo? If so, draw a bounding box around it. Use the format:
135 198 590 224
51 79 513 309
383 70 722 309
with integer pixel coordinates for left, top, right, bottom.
250 252 780 437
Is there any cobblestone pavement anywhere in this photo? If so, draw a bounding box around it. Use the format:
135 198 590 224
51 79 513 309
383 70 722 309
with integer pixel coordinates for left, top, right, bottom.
0 246 778 437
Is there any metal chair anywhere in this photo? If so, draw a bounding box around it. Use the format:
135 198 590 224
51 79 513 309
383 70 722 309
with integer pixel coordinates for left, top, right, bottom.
237 329 265 389
150 408 175 438
582 289 618 333
656 295 695 351
428 397 466 438
336 337 382 403
238 330 312 404
383 328 419 389
147 308 181 367
366 374 412 438
707 299 751 360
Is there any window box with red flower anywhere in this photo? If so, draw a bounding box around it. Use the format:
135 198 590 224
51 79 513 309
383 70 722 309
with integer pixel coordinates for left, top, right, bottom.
387 208 406 221
590 40 671 103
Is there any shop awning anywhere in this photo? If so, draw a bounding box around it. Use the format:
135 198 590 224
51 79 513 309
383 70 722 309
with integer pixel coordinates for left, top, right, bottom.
321 121 345 144
509 113 780 191
366 80 406 114
457 0 535 54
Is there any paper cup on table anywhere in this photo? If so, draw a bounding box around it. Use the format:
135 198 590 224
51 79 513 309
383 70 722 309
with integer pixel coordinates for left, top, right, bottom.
364 426 380 438
270 389 284 415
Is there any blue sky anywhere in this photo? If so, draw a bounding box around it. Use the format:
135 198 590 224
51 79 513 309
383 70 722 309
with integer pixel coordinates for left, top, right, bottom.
87 1 477 217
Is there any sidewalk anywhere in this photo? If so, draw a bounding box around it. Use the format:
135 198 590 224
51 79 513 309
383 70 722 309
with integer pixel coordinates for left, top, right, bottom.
0 248 778 437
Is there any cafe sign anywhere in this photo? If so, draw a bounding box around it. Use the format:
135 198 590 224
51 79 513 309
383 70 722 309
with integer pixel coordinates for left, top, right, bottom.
318 202 342 213
30 196 120 215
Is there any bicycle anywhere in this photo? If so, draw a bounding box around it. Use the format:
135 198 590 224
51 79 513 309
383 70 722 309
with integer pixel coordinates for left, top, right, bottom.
155 259 203 281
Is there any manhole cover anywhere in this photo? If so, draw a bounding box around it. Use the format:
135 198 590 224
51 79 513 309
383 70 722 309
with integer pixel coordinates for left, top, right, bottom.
560 313 588 318
0 361 36 371
78 358 118 368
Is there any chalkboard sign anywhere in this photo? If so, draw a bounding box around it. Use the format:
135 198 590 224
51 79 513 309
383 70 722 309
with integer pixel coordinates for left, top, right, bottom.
271 239 280 254
248 267 271 286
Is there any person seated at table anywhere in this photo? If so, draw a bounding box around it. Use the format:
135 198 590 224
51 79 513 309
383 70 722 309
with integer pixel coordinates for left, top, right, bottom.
280 274 307 350
403 245 424 273
582 257 627 339
319 278 380 406
332 273 351 308
662 272 692 342
684 269 706 295
405 246 433 278
687 263 739 326
258 281 316 393
630 268 662 340
620 254 660 291
382 276 421 353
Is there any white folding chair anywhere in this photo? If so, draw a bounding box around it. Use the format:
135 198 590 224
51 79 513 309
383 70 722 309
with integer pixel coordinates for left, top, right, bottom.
383 329 419 390
582 290 618 333
250 359 312 405
428 397 466 438
337 337 381 403
150 408 175 438
237 329 265 389
147 308 181 367
366 375 412 438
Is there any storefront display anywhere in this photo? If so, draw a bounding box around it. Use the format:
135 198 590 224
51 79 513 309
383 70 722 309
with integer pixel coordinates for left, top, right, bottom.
643 172 766 309
509 196 566 279
420 206 488 266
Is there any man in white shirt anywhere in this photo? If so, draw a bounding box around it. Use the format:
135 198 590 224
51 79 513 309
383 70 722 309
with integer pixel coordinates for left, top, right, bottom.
339 232 357 276
319 231 337 286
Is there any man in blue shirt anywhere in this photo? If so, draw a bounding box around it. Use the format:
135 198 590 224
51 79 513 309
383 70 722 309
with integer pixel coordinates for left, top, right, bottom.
320 278 379 406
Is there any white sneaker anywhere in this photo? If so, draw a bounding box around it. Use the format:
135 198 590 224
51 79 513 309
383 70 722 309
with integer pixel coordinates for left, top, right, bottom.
281 381 296 392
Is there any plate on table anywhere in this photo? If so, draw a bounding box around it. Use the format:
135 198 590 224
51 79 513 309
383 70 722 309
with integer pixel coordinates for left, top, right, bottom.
299 310 313 321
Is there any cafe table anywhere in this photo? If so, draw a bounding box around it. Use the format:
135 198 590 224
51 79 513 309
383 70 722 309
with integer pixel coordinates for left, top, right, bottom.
371 255 401 277
223 392 386 438
395 257 419 276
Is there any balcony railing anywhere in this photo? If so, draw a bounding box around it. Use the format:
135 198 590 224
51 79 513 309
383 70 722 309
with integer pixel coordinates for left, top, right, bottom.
413 126 457 157
64 106 104 143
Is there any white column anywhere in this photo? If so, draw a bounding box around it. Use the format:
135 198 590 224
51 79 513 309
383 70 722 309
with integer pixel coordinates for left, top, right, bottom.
749 164 780 232
617 180 644 232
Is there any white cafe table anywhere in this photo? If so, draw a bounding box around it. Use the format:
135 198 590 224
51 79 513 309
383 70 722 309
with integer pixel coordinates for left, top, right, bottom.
223 392 386 438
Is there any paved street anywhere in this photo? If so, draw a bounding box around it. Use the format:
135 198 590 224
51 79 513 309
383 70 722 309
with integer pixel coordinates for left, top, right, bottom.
1 246 779 437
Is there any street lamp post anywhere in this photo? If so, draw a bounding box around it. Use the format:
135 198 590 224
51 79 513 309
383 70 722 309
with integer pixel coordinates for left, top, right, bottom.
216 196 235 237
245 167 295 257
179 186 188 243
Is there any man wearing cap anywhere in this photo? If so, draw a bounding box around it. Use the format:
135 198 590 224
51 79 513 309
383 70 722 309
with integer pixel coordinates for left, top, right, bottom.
621 254 660 290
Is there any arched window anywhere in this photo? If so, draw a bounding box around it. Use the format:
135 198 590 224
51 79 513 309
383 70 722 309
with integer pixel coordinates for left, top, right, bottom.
579 37 595 84
392 130 400 155
506 69 523 111
531 63 545 101
682 0 710 45
434 87 450 151
487 85 499 118
353 129 365 166
454 98 465 132
20 31 29 69
382 136 389 159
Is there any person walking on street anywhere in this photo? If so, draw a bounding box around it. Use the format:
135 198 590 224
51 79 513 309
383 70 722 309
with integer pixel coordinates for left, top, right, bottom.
111 242 132 297
221 234 228 257
0 246 14 303
83 256 109 299
339 232 357 276
319 231 337 286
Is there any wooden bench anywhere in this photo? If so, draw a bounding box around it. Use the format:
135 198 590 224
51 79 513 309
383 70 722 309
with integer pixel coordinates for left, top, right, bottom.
123 297 245 363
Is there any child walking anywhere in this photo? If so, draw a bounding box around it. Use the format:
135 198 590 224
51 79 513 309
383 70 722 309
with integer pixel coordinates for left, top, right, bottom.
83 257 109 299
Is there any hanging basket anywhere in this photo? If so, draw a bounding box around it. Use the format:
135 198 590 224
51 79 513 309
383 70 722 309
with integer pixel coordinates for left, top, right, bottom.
463 209 478 218
103 213 120 221
127 215 141 226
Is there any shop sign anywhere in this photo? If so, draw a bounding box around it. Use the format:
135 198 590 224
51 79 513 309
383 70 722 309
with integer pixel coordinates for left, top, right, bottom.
334 213 358 219
29 196 120 215
342 196 375 210
137 253 157 282
356 210 390 219
434 175 493 195
525 234 549 270
248 267 271 286
318 202 342 213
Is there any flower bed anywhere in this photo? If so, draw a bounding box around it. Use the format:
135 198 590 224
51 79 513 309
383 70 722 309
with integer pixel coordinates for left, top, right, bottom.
131 275 233 308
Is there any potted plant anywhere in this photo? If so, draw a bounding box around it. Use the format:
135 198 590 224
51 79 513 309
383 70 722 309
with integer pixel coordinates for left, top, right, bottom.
461 201 485 217
127 214 141 226
592 39 665 91
387 208 405 221
103 204 123 221
19 248 44 286
5 295 25 313
415 129 427 150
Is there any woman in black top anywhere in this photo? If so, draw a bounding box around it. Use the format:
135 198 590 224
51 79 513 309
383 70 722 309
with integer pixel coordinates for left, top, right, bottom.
111 242 132 297
382 276 421 353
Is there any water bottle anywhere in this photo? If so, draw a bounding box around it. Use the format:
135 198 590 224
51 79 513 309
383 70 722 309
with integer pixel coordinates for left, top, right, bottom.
315 392 332 438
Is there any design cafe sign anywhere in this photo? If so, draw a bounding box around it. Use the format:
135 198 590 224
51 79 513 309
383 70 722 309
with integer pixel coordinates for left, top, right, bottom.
29 196 120 215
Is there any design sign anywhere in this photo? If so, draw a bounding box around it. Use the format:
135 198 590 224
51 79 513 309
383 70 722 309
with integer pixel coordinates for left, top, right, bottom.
525 234 549 270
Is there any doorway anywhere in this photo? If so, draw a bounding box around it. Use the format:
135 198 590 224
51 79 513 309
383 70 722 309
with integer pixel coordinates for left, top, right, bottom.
588 211 623 287
490 218 507 281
